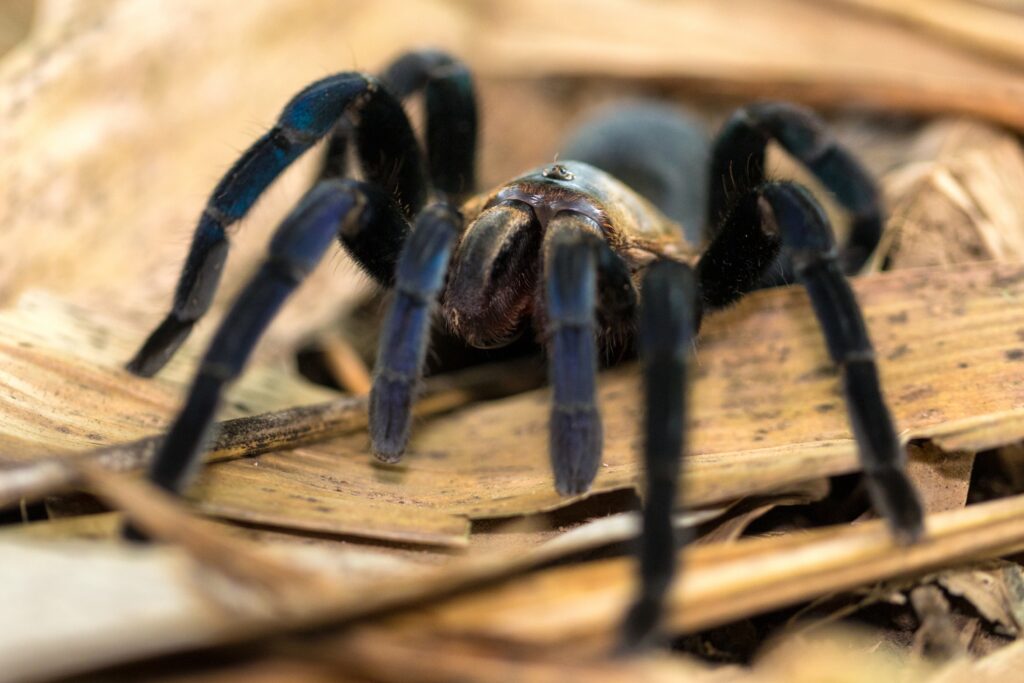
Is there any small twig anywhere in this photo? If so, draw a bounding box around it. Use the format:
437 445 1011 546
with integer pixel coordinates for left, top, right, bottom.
318 329 373 395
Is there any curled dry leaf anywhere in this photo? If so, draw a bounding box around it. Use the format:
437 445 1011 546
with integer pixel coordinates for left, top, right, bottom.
936 561 1024 637
873 119 1024 271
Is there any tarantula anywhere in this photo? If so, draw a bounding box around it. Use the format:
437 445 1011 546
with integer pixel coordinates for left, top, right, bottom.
124 50 924 648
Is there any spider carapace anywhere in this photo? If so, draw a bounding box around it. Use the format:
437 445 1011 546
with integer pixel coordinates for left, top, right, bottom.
123 49 924 649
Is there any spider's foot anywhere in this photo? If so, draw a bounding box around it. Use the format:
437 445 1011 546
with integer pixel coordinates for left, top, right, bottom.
866 467 925 544
122 522 149 543
617 595 669 655
550 405 603 495
126 316 195 377
369 373 413 463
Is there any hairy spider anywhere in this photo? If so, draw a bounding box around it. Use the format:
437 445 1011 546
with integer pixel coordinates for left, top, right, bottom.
124 50 924 648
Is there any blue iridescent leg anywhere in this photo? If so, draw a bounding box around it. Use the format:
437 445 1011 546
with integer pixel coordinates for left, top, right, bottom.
620 259 699 651
543 213 604 495
709 102 882 274
128 73 427 377
369 204 461 460
761 182 923 541
125 181 367 539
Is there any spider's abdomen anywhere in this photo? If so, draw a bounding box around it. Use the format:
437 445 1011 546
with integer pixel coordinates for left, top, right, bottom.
560 102 710 244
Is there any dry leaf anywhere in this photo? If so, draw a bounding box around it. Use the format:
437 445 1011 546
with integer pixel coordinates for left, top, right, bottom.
828 0 1024 69
906 443 975 515
3 260 1022 544
473 0 1024 131
937 561 1024 636
873 119 1024 271
931 639 1024 683
4 2 1024 681
10 490 1024 683
375 492 1024 652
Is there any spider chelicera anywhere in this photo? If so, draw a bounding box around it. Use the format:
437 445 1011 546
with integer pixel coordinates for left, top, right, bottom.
124 50 924 648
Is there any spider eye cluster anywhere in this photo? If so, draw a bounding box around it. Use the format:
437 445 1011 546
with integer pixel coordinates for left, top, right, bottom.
542 164 575 181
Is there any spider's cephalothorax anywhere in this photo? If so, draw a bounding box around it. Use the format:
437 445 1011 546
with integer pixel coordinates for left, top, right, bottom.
124 50 924 649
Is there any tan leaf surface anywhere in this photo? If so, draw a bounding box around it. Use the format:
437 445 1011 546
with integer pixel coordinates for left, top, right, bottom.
0 291 336 462
2 261 1022 545
874 119 1024 271
195 261 1024 540
8 481 1024 682
472 0 1024 131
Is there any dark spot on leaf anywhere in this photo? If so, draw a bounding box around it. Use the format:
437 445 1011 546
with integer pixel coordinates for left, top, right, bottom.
887 311 908 324
797 365 838 382
900 385 937 402
991 269 1024 289
886 344 909 361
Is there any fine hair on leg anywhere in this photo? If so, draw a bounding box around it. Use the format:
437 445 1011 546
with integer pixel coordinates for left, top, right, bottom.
709 102 882 275
620 258 700 651
125 180 362 540
761 181 924 541
369 203 462 461
542 212 604 495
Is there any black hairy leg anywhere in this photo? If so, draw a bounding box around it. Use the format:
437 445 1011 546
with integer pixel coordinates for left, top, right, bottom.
125 74 423 377
762 182 924 540
620 259 698 650
708 102 883 276
322 49 478 200
619 178 924 649
128 49 477 377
